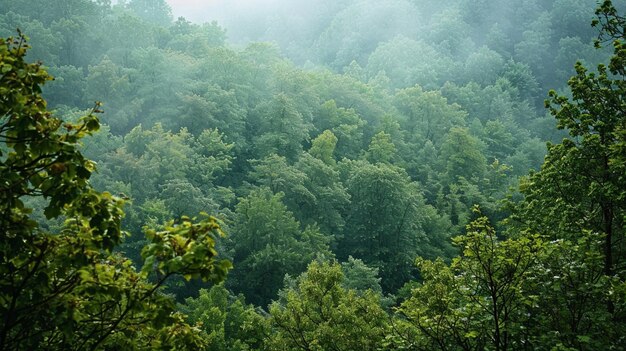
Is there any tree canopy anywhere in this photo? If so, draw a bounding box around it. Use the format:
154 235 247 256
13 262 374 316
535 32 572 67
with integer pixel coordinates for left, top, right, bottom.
2 0 626 349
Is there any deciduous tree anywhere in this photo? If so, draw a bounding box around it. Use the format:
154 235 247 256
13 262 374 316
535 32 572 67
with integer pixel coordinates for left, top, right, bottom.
0 35 230 350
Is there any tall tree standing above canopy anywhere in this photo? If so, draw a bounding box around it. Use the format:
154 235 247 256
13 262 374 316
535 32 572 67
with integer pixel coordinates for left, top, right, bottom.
393 4 626 349
0 34 230 350
515 0 626 313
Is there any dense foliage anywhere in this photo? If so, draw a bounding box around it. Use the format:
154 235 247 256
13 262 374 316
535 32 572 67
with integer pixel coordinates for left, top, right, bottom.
0 34 230 350
1 0 626 349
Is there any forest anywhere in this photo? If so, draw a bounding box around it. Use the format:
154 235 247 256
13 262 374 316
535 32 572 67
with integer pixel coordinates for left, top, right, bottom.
0 0 625 349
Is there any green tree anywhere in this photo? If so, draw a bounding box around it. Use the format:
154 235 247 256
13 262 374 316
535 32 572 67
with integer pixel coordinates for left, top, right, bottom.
268 260 387 351
394 85 467 147
176 83 246 145
523 232 615 349
517 0 626 281
513 13 554 85
551 0 599 42
93 123 234 244
395 213 542 351
365 131 397 164
294 152 350 237
339 160 449 292
0 13 61 65
462 46 505 86
497 2 626 348
45 64 87 107
0 35 230 350
426 7 473 57
101 11 156 66
315 0 421 69
126 0 172 26
84 56 131 108
250 93 312 161
340 256 382 295
316 100 367 160
366 36 456 89
246 154 314 220
392 258 481 350
180 284 267 351
439 127 487 183
167 20 226 53
309 129 338 165
189 128 235 188
228 188 332 306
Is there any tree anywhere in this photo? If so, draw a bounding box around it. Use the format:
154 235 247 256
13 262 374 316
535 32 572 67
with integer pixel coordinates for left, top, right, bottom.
427 6 473 57
508 1 626 346
228 188 332 306
439 127 487 183
394 85 467 147
339 160 449 292
167 21 226 56
189 128 235 188
551 0 599 42
176 83 246 145
366 36 456 89
249 93 312 161
126 0 172 26
309 129 338 165
314 0 421 69
365 131 397 164
340 256 382 295
392 258 481 351
45 64 86 107
0 13 61 65
395 212 542 351
84 56 131 107
246 154 314 221
294 152 350 237
0 35 230 350
462 46 505 86
268 260 387 351
522 232 616 349
513 13 555 86
179 284 267 351
516 0 626 281
316 100 367 160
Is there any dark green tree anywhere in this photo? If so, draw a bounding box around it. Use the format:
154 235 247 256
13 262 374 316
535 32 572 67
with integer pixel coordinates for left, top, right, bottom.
339 160 450 292
228 188 332 306
249 93 312 161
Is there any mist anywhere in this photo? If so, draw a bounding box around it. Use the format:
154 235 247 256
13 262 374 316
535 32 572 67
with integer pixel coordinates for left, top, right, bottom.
2 0 626 349
166 0 606 79
166 0 280 26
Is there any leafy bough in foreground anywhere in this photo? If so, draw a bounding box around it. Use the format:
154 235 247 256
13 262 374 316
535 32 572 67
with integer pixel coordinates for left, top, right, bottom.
0 33 230 351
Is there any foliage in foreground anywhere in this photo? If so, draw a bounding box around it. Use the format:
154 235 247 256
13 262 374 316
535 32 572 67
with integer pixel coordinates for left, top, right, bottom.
393 1 626 349
0 34 230 350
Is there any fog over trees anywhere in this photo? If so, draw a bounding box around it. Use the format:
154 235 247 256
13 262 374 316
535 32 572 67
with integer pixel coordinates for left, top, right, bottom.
1 0 626 349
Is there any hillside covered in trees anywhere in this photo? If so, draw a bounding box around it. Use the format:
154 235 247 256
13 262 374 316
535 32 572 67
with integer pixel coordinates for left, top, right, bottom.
1 0 626 349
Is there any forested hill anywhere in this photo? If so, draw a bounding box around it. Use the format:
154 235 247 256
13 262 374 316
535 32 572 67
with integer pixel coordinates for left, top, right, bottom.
1 0 625 349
